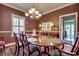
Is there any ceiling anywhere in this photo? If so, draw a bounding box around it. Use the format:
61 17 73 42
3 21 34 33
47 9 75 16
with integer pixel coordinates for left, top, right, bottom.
2 3 72 15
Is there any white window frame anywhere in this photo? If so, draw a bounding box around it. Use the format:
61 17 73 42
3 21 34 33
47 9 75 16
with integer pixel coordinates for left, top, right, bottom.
59 12 78 45
11 14 25 33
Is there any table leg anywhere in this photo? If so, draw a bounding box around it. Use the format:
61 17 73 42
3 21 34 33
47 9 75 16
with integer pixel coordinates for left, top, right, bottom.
41 46 50 56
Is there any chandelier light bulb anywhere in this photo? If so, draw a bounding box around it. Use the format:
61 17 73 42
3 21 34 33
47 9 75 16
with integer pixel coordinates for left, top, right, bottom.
25 13 29 16
38 14 42 17
36 16 39 19
29 10 33 14
35 11 39 15
30 15 33 18
25 6 42 19
31 8 36 12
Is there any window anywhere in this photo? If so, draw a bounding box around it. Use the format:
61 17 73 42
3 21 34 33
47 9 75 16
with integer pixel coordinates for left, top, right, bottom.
12 14 25 33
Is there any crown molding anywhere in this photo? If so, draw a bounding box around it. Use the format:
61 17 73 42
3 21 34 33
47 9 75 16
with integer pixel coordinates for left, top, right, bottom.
42 3 75 15
1 3 25 13
1 3 75 15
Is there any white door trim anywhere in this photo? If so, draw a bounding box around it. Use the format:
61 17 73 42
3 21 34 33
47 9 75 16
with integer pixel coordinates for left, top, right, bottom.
59 12 78 44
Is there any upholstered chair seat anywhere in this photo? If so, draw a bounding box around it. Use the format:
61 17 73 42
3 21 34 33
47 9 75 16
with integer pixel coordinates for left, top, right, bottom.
0 41 5 45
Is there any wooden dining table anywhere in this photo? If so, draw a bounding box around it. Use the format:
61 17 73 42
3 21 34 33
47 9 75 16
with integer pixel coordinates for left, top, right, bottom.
27 35 62 55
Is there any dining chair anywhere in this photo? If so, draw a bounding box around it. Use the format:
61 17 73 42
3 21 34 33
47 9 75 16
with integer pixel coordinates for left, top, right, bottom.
53 36 79 56
20 33 40 56
13 33 23 56
0 37 5 51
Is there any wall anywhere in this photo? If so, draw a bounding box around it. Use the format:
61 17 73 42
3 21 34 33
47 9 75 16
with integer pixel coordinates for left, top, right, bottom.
0 4 38 44
0 3 79 44
38 4 79 32
25 18 38 31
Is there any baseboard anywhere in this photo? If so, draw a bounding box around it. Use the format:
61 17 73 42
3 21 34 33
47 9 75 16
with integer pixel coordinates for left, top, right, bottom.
5 42 15 47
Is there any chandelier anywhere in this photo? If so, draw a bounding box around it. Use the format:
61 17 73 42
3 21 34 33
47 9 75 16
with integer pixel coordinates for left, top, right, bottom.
25 4 42 19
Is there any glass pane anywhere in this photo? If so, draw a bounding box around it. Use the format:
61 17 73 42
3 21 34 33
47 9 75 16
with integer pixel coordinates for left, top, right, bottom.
71 24 74 35
20 27 25 32
64 20 74 42
20 19 24 26
64 24 70 41
66 24 70 36
13 17 19 25
13 26 19 33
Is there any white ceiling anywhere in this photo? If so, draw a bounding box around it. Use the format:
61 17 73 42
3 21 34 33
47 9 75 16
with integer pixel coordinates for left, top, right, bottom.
3 3 72 14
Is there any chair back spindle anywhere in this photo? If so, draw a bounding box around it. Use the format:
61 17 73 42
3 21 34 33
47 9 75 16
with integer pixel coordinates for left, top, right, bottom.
20 33 30 55
71 36 79 53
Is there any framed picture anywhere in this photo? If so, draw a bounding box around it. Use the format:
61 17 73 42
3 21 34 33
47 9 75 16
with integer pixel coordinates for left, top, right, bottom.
42 22 51 31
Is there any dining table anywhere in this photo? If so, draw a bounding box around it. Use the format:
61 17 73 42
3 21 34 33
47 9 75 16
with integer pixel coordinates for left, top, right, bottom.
27 35 62 56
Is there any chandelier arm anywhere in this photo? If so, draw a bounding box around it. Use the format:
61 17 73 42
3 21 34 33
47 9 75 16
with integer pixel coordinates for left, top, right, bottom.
25 3 41 19
33 3 34 8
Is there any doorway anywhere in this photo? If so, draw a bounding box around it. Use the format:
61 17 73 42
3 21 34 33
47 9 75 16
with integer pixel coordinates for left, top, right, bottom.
59 12 77 45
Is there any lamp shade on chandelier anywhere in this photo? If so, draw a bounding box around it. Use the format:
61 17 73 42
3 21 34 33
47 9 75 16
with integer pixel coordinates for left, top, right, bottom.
25 4 42 19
